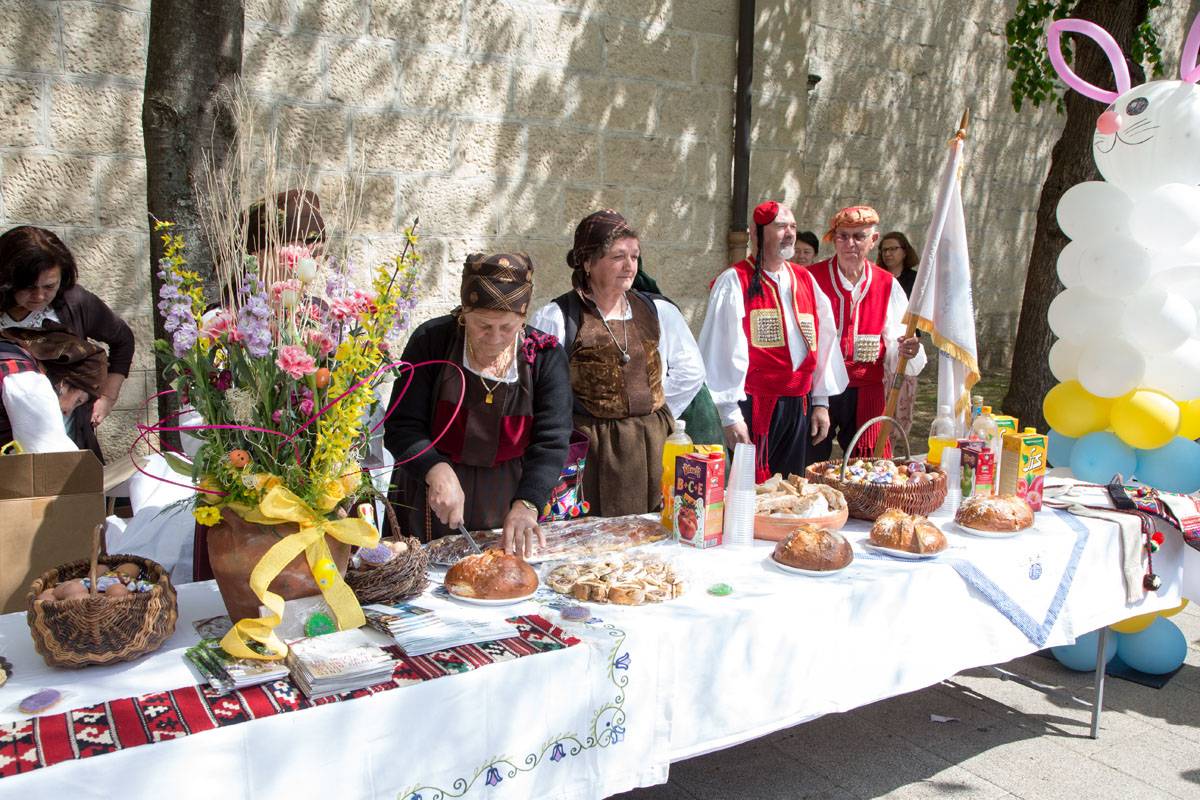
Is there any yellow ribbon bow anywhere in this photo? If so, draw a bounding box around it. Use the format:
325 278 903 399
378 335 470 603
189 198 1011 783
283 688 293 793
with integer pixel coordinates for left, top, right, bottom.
219 485 380 660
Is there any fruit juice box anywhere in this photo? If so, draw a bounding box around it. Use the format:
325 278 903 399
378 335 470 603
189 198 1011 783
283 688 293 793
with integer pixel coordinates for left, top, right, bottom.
958 440 995 498
1001 428 1047 510
993 415 1019 436
673 452 725 548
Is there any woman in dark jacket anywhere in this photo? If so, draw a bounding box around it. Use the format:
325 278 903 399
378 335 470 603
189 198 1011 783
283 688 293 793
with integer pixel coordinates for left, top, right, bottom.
384 252 572 557
0 226 135 460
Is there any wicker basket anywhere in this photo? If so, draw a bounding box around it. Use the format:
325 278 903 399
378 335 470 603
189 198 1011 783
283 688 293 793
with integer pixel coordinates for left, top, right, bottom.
26 554 178 669
345 536 429 605
806 415 948 521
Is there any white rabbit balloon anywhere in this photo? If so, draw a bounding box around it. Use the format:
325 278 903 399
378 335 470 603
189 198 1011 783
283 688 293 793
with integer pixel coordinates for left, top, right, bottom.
1042 16 1200 491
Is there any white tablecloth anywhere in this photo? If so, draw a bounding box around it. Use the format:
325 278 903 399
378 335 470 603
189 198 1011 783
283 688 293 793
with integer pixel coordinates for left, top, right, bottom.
0 505 1188 798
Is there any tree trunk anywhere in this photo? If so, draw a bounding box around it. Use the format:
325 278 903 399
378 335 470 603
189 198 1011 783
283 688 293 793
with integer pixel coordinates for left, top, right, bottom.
143 0 244 446
1002 0 1147 429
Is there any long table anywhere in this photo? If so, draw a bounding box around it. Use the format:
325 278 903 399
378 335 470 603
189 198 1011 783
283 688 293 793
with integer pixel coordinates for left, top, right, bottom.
0 504 1188 799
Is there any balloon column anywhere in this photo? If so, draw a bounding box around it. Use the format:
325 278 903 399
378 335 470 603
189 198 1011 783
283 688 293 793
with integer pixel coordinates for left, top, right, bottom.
1042 18 1200 492
1053 600 1190 675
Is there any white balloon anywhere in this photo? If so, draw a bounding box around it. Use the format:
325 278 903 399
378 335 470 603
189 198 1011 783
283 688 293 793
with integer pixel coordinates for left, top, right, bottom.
1142 338 1200 401
1151 264 1200 306
1047 288 1122 342
1056 181 1133 241
1080 236 1153 297
1077 338 1146 397
1120 288 1198 351
1056 241 1087 288
1048 339 1082 382
1129 183 1200 250
1094 81 1200 196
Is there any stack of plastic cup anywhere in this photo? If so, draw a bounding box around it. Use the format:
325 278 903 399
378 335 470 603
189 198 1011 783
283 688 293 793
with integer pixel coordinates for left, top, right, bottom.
939 446 962 517
723 443 757 547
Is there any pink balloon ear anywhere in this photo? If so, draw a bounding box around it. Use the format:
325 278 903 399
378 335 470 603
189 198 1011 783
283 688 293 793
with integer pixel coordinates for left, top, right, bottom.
1047 19 1132 104
1181 13 1200 83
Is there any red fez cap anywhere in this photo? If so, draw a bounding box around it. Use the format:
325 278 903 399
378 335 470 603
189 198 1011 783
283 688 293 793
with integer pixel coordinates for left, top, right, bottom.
752 201 779 226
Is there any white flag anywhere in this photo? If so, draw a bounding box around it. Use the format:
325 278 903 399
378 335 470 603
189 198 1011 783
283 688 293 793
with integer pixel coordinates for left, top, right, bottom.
905 131 980 433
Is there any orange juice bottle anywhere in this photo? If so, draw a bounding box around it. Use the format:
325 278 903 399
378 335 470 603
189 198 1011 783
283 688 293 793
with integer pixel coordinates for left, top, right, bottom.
927 405 958 466
660 420 692 528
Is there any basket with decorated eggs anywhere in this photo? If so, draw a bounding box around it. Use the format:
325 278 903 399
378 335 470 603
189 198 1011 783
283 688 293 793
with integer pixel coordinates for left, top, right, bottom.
805 416 948 521
26 528 178 669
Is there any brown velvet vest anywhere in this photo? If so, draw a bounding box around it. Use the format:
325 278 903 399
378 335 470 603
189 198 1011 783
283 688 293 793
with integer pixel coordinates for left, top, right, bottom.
569 292 665 419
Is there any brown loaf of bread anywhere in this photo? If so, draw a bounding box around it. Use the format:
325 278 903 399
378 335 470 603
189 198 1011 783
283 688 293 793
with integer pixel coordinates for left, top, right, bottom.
771 524 853 571
955 494 1034 531
444 549 539 599
869 509 947 554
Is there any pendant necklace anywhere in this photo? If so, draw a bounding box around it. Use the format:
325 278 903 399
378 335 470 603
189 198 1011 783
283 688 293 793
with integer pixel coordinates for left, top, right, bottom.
467 338 513 404
599 296 632 364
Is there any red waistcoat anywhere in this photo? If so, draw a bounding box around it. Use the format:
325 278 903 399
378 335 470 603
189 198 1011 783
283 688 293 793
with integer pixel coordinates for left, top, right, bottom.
808 258 893 388
730 259 820 398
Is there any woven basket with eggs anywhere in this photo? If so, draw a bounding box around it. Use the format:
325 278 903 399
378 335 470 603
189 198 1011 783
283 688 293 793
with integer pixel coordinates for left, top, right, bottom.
805 415 948 520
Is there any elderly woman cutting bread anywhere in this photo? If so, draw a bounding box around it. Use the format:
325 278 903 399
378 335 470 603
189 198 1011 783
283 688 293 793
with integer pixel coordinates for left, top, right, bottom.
385 253 572 557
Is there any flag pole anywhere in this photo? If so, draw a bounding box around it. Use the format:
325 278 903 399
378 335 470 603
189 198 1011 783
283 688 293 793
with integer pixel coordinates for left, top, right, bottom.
873 109 970 457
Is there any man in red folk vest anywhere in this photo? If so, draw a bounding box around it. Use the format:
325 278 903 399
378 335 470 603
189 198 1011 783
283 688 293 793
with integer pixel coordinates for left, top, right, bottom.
808 205 925 461
699 201 847 482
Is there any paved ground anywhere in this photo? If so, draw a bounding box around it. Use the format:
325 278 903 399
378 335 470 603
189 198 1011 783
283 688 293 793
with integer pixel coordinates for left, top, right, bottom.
610 604 1200 799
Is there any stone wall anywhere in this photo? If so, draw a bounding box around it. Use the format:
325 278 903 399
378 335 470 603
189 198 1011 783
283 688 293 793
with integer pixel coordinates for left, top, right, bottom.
2 0 1197 459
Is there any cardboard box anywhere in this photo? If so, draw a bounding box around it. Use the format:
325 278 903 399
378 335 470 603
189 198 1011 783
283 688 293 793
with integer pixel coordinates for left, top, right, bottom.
673 452 724 548
958 441 995 498
0 451 105 613
1001 429 1047 510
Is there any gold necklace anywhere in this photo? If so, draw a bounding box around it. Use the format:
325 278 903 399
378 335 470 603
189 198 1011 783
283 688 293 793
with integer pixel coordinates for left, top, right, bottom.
466 338 514 405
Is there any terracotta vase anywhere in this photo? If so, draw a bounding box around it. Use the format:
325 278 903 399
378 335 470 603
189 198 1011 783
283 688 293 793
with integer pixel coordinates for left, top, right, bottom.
206 508 350 622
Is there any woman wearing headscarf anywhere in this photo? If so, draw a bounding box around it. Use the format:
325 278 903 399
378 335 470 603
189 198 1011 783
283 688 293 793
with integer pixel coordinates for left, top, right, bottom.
0 226 134 460
530 209 707 517
385 253 572 556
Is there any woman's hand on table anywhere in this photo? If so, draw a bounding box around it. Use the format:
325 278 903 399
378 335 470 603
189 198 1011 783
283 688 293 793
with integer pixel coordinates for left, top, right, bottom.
501 501 545 558
426 462 466 528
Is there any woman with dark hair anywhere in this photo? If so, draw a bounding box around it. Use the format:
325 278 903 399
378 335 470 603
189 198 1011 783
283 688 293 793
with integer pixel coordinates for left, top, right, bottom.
0 226 134 459
795 231 821 265
877 230 921 447
385 252 572 556
877 231 920 298
530 209 706 517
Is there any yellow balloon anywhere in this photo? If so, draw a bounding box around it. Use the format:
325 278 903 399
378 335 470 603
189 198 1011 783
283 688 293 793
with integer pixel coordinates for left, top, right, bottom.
1111 390 1181 449
1161 598 1189 618
1044 380 1114 438
1110 612 1158 634
1179 399 1200 440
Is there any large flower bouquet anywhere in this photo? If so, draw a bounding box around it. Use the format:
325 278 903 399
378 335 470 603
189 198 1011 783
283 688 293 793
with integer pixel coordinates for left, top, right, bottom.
149 220 420 658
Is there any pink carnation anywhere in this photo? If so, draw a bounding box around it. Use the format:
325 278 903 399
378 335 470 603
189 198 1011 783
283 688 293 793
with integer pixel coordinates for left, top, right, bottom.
202 310 243 343
278 245 309 276
306 329 337 357
329 290 378 322
276 344 317 379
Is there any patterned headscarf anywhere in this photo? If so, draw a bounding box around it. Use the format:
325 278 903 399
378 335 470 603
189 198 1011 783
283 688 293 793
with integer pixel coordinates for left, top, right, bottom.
244 190 327 255
822 205 880 242
566 209 636 273
0 327 108 398
460 252 534 315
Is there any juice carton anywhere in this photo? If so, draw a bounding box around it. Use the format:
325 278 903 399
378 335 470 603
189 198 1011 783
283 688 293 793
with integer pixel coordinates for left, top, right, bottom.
1001 428 1047 510
993 414 1019 436
662 444 723 528
958 441 995 498
674 452 725 548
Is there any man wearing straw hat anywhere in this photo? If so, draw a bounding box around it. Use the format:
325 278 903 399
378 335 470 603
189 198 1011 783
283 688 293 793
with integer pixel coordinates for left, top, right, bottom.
699 200 846 483
807 205 925 461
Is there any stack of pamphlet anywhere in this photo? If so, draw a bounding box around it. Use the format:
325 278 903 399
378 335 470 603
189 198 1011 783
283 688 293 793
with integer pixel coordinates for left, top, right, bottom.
285 628 398 699
363 603 519 657
185 639 291 694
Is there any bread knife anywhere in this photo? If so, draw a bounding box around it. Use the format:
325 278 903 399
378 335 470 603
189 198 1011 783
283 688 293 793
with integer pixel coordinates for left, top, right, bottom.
457 523 483 555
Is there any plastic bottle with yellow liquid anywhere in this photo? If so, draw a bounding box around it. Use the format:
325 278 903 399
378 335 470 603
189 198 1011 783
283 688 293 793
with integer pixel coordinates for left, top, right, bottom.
927 405 958 466
660 420 693 528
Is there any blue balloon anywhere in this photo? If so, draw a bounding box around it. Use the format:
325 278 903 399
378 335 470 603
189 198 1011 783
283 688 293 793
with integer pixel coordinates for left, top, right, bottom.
1047 429 1076 468
1069 431 1137 485
1135 437 1200 494
1051 628 1117 672
1116 616 1188 675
